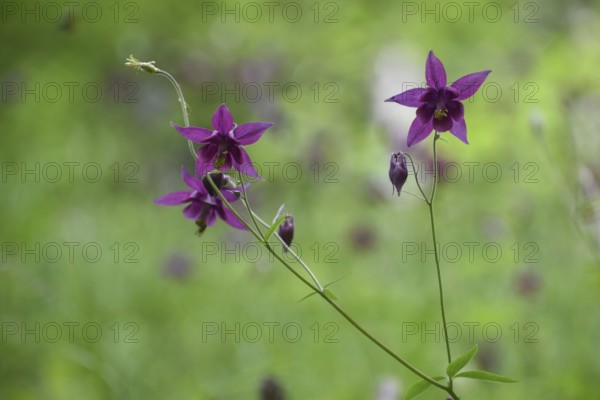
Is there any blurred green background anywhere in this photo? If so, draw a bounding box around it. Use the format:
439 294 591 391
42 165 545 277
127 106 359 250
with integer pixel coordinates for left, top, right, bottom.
2 0 600 398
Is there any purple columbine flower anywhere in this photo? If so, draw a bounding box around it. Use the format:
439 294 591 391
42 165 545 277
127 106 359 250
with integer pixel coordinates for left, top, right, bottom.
173 103 273 179
154 167 247 233
386 51 491 147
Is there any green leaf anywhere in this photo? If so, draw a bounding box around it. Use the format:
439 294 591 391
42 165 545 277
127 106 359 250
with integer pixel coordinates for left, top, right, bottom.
455 370 518 383
404 377 445 400
264 214 286 242
297 278 345 303
323 276 346 289
447 344 478 378
404 379 433 400
297 291 318 302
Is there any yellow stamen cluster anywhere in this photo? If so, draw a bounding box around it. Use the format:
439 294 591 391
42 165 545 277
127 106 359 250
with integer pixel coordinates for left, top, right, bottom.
434 108 448 120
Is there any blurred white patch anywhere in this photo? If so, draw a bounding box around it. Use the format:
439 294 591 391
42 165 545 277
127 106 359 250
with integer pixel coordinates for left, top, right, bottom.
374 376 400 400
371 46 422 149
579 166 599 199
568 94 600 162
568 6 600 49
528 108 544 138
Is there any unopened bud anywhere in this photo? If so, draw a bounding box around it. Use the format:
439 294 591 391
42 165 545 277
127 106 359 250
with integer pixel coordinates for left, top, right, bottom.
202 172 227 194
278 215 294 251
389 152 408 196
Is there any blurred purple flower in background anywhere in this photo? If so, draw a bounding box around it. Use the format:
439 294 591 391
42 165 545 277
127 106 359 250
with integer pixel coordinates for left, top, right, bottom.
162 252 193 281
260 376 285 400
386 51 491 147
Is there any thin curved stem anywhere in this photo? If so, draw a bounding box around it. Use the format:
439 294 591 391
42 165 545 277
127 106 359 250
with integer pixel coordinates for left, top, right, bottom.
250 224 446 390
402 190 427 202
206 186 443 388
204 175 263 242
155 70 198 160
430 133 439 203
251 212 324 292
318 292 448 390
428 134 455 394
448 388 460 400
404 153 429 203
237 172 264 238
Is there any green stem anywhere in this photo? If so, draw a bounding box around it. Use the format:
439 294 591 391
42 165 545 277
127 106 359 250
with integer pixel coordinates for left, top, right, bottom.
154 69 197 161
257 232 447 391
251 212 324 292
213 201 446 391
429 133 455 394
237 172 264 238
204 184 441 388
204 175 263 242
404 152 429 203
448 388 460 400
315 293 447 390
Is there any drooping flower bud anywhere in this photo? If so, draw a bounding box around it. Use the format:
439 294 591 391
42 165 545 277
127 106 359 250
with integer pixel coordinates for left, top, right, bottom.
202 172 227 195
389 152 408 196
278 215 294 251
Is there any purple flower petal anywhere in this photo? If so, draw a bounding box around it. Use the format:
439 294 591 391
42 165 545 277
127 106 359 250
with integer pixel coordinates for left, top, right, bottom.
449 118 468 144
233 146 260 179
172 124 214 143
217 204 248 230
221 188 241 202
416 104 435 122
218 153 234 172
426 51 447 90
212 103 234 133
407 117 434 147
432 115 453 132
182 201 203 220
229 145 244 164
451 70 491 101
154 191 191 205
198 143 218 161
446 100 464 121
181 166 205 192
196 160 215 177
195 144 218 176
385 88 427 107
204 208 217 227
235 122 273 145
444 86 460 100
419 89 438 103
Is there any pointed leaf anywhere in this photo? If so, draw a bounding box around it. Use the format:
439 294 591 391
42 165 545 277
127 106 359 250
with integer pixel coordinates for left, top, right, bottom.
272 204 286 223
455 370 518 383
404 379 433 400
324 276 346 289
447 344 478 378
298 291 318 302
404 377 445 400
324 289 337 300
264 214 287 242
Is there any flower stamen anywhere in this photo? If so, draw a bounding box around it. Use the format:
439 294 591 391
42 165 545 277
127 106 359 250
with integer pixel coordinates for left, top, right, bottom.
434 108 448 120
